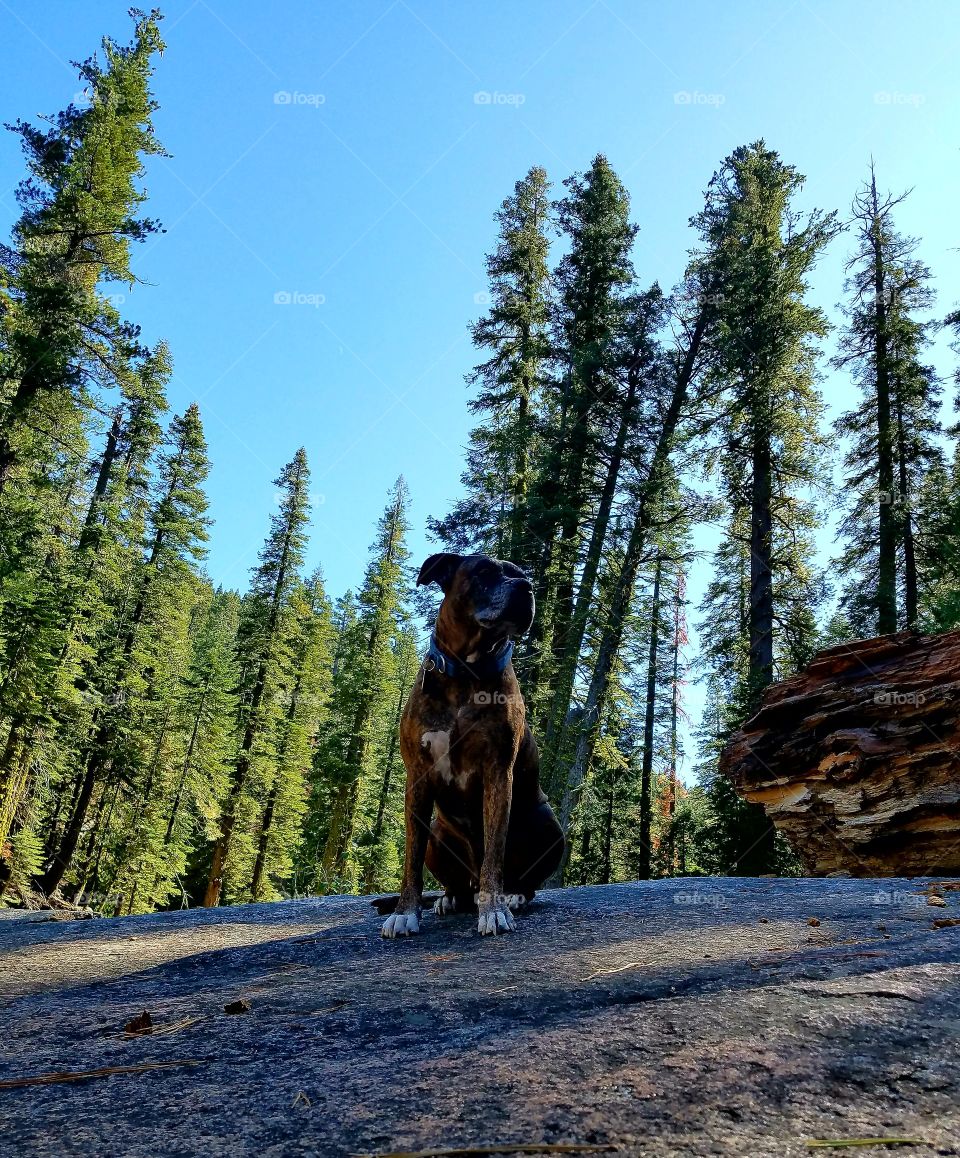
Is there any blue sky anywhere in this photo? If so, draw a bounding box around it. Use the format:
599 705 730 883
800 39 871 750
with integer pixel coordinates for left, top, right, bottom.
2 1 959 775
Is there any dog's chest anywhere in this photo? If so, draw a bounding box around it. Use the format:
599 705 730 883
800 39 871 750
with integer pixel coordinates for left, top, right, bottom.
419 722 477 792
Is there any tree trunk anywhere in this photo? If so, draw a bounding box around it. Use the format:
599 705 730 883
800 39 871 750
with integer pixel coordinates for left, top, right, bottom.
871 173 898 634
749 430 775 701
0 725 28 852
363 674 408 893
663 571 683 876
601 770 615 885
895 387 918 627
549 303 711 883
249 781 278 901
40 754 98 895
638 557 663 880
541 371 640 792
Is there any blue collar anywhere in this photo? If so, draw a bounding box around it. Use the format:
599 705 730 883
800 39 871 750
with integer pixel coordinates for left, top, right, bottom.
424 632 514 680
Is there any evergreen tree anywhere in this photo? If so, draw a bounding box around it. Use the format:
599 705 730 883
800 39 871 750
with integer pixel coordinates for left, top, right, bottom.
684 142 836 874
834 167 942 633
0 9 165 513
430 167 552 563
38 392 210 897
315 478 412 892
81 403 214 911
203 449 311 907
248 569 334 901
916 442 960 630
523 156 638 720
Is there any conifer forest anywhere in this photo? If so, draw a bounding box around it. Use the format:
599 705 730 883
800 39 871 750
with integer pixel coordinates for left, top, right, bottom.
3 9 960 916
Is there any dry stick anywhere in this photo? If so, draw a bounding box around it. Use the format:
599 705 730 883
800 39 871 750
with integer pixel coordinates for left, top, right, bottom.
0 1059 206 1090
579 961 650 982
805 1141 925 1150
120 1016 205 1039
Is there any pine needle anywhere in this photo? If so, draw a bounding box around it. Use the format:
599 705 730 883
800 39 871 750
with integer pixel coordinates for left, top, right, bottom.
0 1059 205 1090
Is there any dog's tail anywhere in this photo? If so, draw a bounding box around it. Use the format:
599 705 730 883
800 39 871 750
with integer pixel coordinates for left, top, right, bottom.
368 892 443 916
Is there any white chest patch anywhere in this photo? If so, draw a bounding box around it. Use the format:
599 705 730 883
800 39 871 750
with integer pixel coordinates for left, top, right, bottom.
421 730 452 780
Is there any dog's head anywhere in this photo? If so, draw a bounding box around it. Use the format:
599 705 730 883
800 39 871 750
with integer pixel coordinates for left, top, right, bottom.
417 552 535 653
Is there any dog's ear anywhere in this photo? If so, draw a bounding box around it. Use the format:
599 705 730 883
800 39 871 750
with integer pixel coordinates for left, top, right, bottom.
416 552 462 592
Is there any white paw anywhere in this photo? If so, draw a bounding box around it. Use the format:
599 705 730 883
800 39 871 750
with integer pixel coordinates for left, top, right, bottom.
433 894 458 916
476 892 516 936
381 909 420 938
504 894 528 913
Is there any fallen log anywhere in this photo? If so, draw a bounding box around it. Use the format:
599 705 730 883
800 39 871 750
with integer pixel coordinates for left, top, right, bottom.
720 628 960 876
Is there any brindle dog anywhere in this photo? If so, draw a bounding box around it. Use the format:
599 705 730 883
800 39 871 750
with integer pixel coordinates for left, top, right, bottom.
381 553 564 938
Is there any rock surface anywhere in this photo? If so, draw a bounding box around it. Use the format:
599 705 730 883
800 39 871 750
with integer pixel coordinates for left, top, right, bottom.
722 629 960 876
2 879 960 1157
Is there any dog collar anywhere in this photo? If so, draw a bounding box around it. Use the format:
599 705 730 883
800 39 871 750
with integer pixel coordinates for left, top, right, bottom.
423 632 514 680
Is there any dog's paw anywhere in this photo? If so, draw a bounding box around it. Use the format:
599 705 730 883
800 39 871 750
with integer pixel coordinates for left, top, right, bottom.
433 894 458 916
381 909 421 938
476 892 516 936
504 893 529 913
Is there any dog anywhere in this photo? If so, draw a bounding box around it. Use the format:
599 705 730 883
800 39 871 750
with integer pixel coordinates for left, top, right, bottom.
381 552 564 938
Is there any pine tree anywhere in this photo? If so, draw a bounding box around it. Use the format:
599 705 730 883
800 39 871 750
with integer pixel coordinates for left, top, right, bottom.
834 166 942 633
248 569 334 901
83 403 213 911
37 392 210 898
693 141 837 705
916 442 960 630
430 167 552 563
203 449 311 907
0 9 166 509
315 478 412 891
523 156 638 721
688 143 836 872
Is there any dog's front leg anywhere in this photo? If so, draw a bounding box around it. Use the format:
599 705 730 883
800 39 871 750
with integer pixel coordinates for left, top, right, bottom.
477 766 516 936
382 768 432 939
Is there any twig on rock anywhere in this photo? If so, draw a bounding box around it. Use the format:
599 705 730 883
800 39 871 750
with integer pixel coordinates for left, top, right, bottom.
0 1059 206 1090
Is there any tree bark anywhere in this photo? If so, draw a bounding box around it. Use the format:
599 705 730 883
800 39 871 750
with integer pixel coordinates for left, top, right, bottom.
638 556 662 880
870 171 898 634
722 627 960 875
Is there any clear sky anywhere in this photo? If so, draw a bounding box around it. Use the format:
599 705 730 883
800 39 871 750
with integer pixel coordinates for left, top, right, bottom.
2 1 959 776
